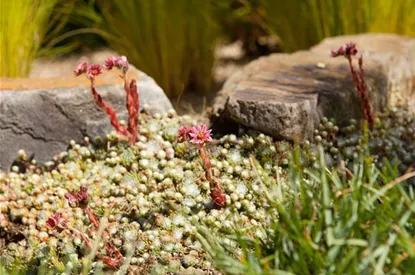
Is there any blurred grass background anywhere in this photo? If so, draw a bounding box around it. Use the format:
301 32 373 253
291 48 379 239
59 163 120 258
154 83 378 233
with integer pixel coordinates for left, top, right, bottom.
97 0 218 97
1 0 414 96
0 0 58 77
261 0 415 52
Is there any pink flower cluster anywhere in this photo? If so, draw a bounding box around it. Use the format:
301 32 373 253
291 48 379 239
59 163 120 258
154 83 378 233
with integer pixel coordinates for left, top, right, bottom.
73 56 139 144
74 61 87 76
103 56 129 73
73 56 129 80
74 62 103 79
331 42 358 58
178 124 212 144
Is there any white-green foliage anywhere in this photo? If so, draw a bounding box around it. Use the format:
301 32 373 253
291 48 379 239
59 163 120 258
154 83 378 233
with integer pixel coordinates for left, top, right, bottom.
1 107 414 274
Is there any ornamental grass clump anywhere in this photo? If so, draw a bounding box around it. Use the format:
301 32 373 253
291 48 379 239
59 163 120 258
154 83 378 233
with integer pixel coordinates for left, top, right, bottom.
198 146 415 274
0 0 58 77
74 56 139 144
331 43 374 130
96 0 218 97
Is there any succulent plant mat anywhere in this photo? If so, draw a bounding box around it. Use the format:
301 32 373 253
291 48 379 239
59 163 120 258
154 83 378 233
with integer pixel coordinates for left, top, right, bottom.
1 103 414 274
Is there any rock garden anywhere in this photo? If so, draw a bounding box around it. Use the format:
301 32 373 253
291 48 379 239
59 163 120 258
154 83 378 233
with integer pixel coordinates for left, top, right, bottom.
1 1 415 275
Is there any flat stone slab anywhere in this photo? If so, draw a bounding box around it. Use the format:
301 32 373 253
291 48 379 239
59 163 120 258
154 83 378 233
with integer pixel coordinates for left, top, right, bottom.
0 67 173 170
212 34 415 140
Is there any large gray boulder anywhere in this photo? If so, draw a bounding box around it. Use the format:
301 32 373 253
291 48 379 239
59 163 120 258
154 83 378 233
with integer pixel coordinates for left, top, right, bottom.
0 67 173 170
212 33 415 140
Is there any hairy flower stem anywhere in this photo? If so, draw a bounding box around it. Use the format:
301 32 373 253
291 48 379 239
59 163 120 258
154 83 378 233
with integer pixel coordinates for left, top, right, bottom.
124 78 139 144
199 146 226 208
85 206 100 229
90 80 130 137
81 208 124 268
346 56 374 130
60 185 124 269
199 146 213 181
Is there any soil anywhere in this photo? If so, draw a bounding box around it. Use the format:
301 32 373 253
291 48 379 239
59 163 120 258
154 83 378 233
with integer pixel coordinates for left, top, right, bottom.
0 214 26 252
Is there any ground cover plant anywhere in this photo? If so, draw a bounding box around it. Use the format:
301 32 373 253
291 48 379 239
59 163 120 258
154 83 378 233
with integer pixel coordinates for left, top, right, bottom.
0 102 414 274
1 48 415 275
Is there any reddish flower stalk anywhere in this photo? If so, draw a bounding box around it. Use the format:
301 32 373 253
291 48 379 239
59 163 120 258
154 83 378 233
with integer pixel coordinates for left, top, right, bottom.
90 85 130 137
74 56 139 144
79 232 93 249
199 145 226 208
108 55 139 144
125 79 139 144
208 175 226 208
199 146 213 182
101 242 124 268
179 125 226 208
64 185 102 232
85 206 100 229
77 231 124 268
331 43 374 129
48 185 125 269
358 56 373 129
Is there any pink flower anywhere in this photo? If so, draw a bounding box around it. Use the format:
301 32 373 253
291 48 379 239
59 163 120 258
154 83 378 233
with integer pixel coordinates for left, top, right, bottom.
87 64 102 79
331 42 358 58
74 61 88 76
344 43 358 56
64 185 89 208
46 213 67 229
188 124 212 144
103 57 117 70
331 46 345 57
115 56 129 73
103 56 129 73
178 126 191 143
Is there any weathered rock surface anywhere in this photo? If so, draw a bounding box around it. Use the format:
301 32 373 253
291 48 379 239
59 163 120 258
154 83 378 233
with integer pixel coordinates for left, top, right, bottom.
212 33 415 140
0 67 173 170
